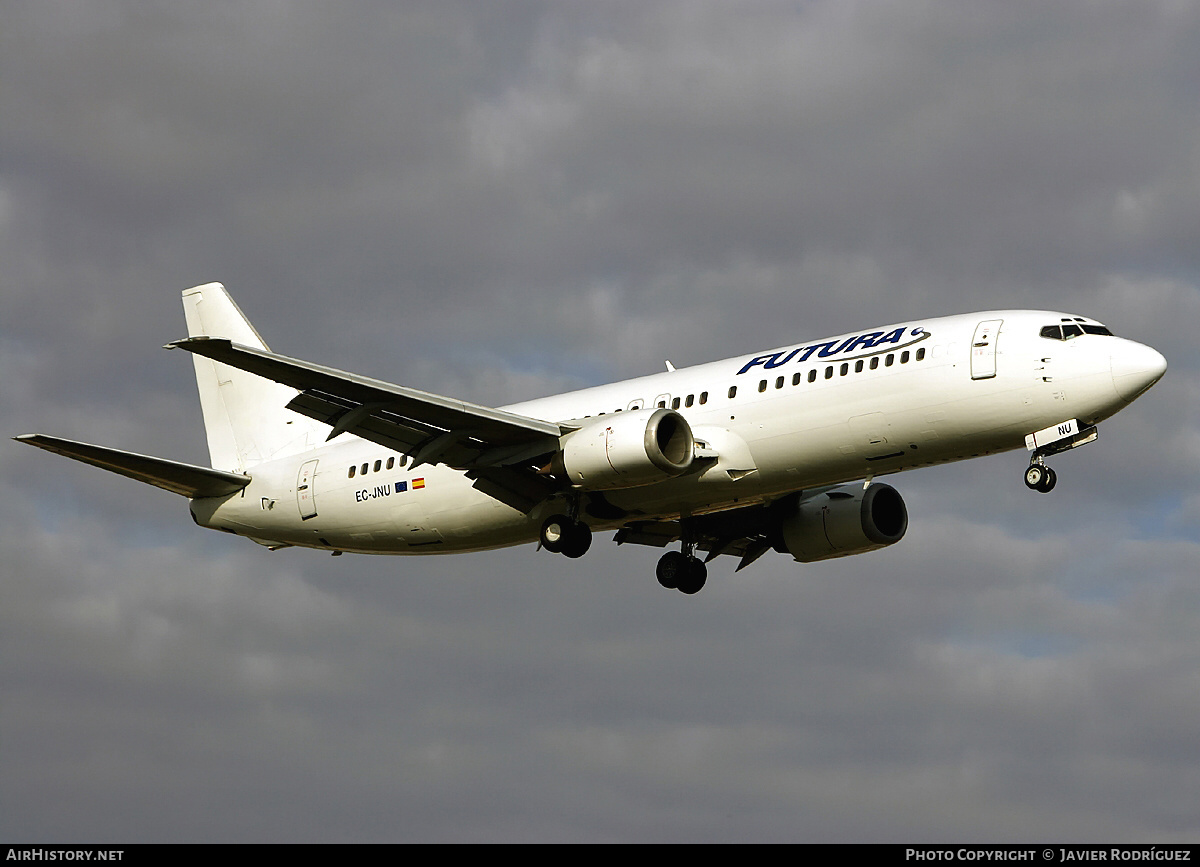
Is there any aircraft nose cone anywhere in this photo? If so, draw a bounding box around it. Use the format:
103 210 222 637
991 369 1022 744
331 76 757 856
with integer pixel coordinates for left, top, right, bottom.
1111 342 1167 402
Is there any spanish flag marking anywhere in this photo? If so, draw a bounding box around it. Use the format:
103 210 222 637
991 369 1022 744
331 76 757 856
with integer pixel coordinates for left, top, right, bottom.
412 478 426 489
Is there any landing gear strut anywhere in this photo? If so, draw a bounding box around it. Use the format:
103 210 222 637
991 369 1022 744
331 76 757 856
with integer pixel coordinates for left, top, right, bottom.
540 513 592 559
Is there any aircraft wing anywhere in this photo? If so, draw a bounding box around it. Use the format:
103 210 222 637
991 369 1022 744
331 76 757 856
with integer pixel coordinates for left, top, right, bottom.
614 496 801 571
167 337 568 511
14 434 251 498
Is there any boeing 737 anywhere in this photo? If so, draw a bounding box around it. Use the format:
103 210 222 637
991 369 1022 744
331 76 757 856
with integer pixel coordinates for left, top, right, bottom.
16 283 1167 594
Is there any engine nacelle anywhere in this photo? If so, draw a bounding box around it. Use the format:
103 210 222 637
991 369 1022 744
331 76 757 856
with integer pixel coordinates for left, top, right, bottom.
780 483 908 562
556 408 695 490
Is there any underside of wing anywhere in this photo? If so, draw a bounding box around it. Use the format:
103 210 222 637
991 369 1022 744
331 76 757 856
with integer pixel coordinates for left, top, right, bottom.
14 434 251 498
168 337 570 511
614 499 787 571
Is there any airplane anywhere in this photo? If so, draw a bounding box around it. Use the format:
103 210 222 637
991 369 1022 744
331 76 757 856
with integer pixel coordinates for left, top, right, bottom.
16 282 1167 594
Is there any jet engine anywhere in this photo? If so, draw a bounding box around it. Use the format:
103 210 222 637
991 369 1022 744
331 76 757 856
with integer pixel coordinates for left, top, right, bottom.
779 483 908 562
555 407 695 490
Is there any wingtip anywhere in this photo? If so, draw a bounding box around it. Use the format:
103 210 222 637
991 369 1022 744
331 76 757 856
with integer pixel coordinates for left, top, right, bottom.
165 336 220 351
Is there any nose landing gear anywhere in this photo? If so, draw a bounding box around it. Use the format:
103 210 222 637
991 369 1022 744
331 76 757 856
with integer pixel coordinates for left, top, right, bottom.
1024 460 1057 493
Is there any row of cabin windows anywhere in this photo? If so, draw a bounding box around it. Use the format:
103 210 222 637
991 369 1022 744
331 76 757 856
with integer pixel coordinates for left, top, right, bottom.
588 392 709 417
664 392 707 410
755 347 925 392
583 346 929 419
347 455 409 479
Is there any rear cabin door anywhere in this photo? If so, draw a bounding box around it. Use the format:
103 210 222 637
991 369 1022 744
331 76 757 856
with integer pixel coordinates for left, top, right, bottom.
970 319 1003 380
297 459 318 520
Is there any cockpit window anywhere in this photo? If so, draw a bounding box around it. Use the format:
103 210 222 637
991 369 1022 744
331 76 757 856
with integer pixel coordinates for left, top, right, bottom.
1041 322 1114 340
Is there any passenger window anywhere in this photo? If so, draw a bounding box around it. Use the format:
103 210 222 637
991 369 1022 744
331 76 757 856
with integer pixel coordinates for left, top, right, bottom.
840 363 848 376
901 351 909 364
374 460 382 473
671 397 681 409
885 354 894 367
361 463 368 475
792 372 801 386
808 369 817 383
758 380 767 393
699 392 708 405
658 400 666 408
728 386 737 399
870 357 879 370
775 376 784 389
855 360 864 373
825 366 833 379
348 466 356 479
387 457 395 470
685 394 694 407
916 348 926 360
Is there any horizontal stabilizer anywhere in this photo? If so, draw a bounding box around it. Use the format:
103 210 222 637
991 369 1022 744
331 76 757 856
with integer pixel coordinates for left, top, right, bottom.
14 434 251 498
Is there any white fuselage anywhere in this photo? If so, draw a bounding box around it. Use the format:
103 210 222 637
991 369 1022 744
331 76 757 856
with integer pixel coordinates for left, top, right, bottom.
189 310 1164 554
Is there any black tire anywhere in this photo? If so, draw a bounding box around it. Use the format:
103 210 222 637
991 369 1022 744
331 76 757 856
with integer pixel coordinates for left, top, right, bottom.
1036 467 1057 493
656 551 687 589
676 558 708 595
561 521 592 559
540 515 571 553
1024 464 1047 490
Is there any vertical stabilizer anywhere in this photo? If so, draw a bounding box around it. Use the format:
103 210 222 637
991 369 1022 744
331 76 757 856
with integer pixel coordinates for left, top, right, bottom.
182 283 326 472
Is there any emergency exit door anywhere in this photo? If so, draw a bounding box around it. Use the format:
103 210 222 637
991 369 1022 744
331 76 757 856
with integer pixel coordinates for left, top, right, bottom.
970 319 1003 380
297 459 318 520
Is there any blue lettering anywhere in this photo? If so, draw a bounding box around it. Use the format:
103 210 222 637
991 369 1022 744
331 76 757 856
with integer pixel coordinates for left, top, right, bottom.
762 348 802 369
737 353 782 375
800 341 836 361
874 327 906 347
818 336 857 358
842 331 884 353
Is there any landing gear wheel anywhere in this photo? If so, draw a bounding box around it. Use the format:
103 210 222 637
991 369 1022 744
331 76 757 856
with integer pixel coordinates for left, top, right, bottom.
541 515 592 558
656 551 687 589
1024 464 1048 491
676 558 708 595
561 521 592 559
540 514 571 553
1036 466 1057 493
656 552 707 594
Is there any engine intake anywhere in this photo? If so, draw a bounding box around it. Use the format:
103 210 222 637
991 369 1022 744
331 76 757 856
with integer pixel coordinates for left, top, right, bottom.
556 408 695 490
780 483 908 562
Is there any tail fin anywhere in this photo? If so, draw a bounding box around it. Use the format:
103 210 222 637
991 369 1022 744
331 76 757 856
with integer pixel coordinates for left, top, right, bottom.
181 283 327 472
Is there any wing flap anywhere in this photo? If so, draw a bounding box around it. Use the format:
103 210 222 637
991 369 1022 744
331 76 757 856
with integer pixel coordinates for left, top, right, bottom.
14 434 251 498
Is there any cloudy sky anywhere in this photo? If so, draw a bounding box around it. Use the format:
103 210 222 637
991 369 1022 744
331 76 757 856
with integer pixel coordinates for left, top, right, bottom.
3 0 1199 843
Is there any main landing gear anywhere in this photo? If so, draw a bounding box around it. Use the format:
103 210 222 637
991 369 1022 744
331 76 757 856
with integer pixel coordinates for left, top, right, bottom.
539 513 592 559
1024 459 1057 493
656 545 707 595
